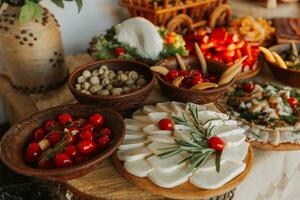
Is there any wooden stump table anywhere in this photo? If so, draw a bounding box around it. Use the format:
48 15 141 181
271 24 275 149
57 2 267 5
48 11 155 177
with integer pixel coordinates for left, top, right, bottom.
1 54 300 200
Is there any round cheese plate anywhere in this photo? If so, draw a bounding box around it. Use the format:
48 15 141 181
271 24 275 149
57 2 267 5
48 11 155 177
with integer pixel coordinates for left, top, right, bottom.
112 147 253 200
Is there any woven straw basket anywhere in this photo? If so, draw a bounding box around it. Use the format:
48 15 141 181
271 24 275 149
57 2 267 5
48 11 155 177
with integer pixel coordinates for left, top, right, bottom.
0 6 68 94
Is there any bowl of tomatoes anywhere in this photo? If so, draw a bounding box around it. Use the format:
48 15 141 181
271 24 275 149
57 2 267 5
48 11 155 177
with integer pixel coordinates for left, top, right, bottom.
156 55 235 104
0 104 125 181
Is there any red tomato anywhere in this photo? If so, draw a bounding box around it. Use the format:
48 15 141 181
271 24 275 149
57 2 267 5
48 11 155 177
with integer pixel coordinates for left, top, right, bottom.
179 70 190 77
97 135 111 149
243 82 255 93
58 113 72 126
166 69 179 80
82 123 95 132
208 137 224 151
77 140 97 155
66 133 77 145
47 131 62 145
25 143 42 164
207 75 218 83
89 113 104 127
158 118 174 131
33 128 45 142
54 153 73 168
79 130 94 141
288 97 298 107
114 48 125 56
43 120 57 132
64 145 79 160
99 127 112 138
190 74 203 86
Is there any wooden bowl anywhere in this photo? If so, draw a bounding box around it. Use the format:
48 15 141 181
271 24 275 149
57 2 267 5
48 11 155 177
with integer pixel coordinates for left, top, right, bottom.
156 55 235 104
68 59 156 115
0 104 125 181
266 43 300 87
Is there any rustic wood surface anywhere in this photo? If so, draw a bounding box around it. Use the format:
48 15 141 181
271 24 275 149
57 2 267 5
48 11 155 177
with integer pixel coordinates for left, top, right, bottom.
110 148 253 200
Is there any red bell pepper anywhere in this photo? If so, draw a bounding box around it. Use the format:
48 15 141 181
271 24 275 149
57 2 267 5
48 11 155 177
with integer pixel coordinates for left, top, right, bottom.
210 28 228 43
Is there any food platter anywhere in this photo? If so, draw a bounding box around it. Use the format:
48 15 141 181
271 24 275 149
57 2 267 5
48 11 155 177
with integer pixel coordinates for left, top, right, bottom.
236 61 262 80
112 148 253 200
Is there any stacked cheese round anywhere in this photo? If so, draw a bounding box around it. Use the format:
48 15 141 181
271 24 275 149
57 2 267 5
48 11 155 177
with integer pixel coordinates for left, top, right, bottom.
117 102 249 189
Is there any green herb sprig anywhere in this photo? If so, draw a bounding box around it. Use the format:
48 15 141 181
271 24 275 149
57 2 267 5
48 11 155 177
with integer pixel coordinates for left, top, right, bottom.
158 103 222 173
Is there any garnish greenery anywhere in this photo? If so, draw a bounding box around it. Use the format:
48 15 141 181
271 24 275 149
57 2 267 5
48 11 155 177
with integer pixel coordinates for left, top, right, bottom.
158 103 222 173
1 0 82 23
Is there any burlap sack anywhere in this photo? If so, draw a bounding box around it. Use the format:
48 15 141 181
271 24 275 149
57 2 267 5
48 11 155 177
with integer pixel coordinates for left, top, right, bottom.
0 5 68 94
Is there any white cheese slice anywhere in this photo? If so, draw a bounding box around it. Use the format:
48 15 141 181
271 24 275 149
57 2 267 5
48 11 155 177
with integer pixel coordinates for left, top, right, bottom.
132 115 152 123
147 152 188 173
147 142 177 154
125 119 147 131
119 139 147 150
197 111 229 120
220 132 246 147
125 130 146 140
148 112 169 123
156 102 171 113
185 103 206 112
117 146 152 162
212 125 244 137
143 105 157 114
148 166 193 188
124 159 153 177
132 109 143 117
148 135 175 144
221 142 249 164
195 155 227 173
170 102 186 113
202 119 237 128
190 161 246 189
143 124 172 135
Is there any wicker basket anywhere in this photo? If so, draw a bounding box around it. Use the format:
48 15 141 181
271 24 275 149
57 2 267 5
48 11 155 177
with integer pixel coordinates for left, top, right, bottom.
119 0 229 33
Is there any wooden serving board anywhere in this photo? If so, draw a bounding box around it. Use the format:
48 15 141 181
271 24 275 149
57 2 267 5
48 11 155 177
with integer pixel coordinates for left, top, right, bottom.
274 18 300 43
250 141 300 151
111 147 254 200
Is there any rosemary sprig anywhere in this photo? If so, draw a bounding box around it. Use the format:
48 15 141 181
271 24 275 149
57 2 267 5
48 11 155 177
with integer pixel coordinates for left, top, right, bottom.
158 103 222 173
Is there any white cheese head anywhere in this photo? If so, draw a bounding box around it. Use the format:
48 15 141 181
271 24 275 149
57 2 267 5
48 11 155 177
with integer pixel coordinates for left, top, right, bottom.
115 17 163 60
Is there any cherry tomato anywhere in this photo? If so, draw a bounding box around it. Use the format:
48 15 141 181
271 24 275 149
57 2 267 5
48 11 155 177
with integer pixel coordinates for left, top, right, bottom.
43 120 57 132
82 123 95 132
99 127 112 138
89 113 104 127
208 137 224 152
54 153 73 168
33 128 45 142
66 133 78 145
243 82 255 93
25 143 42 164
182 77 192 88
47 131 62 145
64 145 79 160
58 113 72 126
114 48 125 56
79 130 94 141
207 75 218 83
166 69 179 80
97 135 110 149
37 159 54 169
190 74 203 86
77 140 97 155
179 70 190 77
158 118 174 131
288 97 298 107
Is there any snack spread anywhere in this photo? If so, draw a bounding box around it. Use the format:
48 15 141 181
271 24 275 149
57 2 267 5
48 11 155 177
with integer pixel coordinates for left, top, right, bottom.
222 82 300 145
117 102 250 189
75 65 148 96
184 28 260 73
24 113 113 168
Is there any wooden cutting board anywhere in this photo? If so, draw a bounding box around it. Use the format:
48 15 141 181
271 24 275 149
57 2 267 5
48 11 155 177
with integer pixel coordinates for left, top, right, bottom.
274 18 300 43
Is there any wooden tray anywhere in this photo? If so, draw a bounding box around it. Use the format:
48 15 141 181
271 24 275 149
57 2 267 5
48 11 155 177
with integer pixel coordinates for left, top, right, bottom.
111 147 254 200
250 141 300 151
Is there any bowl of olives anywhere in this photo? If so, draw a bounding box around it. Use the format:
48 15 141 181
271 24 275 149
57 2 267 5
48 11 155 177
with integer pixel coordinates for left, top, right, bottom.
68 59 156 115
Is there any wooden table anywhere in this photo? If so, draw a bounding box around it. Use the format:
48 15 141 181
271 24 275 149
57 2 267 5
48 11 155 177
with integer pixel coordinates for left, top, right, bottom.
1 54 300 200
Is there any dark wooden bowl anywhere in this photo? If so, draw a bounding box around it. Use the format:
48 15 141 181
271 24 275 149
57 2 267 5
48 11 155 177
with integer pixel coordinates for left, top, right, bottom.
68 59 156 115
267 43 300 87
0 104 125 181
156 55 235 104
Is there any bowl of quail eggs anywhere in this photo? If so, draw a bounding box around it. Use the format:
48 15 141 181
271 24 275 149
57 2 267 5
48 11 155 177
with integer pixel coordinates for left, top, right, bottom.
68 59 156 115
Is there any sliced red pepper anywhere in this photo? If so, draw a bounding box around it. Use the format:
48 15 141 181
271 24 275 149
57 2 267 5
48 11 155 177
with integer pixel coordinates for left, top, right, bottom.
210 28 228 43
241 44 253 61
235 41 245 49
234 49 242 60
227 34 239 43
